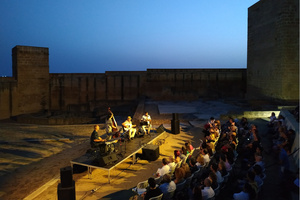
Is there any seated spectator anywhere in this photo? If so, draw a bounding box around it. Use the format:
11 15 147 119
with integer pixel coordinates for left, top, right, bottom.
251 153 265 172
248 171 258 195
201 178 215 200
192 183 203 200
155 158 170 177
230 134 238 149
159 174 176 196
252 165 263 187
185 141 193 154
239 117 249 135
196 153 205 168
168 156 176 173
279 144 290 176
187 140 194 151
208 171 218 190
201 148 211 166
287 129 296 147
174 150 182 165
215 120 221 131
210 162 223 184
141 177 163 200
174 168 186 184
181 146 188 156
181 163 192 178
233 182 255 200
218 160 228 177
273 130 288 153
189 157 199 174
226 145 235 164
220 153 231 171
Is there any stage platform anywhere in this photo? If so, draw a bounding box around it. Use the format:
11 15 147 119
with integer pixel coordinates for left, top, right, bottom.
70 130 167 183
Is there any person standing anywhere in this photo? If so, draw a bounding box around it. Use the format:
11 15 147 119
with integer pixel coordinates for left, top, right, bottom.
122 116 136 140
106 113 117 134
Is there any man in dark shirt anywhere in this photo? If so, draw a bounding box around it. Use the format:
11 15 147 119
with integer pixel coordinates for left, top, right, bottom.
189 157 199 174
90 125 106 148
142 177 162 200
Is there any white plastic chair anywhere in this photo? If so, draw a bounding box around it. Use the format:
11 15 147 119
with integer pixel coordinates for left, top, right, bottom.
149 193 163 200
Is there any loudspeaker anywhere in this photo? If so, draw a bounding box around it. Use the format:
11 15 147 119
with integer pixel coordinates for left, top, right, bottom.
57 181 75 200
60 166 73 188
171 119 180 134
156 124 165 134
96 153 118 167
172 113 179 121
142 144 159 161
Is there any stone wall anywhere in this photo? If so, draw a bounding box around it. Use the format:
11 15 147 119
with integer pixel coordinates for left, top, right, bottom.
0 77 17 119
49 69 246 112
247 0 299 101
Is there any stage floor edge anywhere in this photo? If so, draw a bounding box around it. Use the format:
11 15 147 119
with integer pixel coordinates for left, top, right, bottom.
70 130 167 183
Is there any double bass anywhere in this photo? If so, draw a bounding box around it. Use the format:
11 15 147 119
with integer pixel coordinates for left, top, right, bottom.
108 107 118 133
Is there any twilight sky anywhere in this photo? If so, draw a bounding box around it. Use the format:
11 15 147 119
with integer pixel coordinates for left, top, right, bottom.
0 0 259 76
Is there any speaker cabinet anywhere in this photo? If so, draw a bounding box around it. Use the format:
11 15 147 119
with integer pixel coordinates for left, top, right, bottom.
96 153 118 167
172 113 179 121
156 124 165 134
60 166 73 188
171 119 180 134
142 144 159 161
57 181 75 200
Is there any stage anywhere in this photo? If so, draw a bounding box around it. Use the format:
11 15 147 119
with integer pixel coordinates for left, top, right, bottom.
70 129 167 183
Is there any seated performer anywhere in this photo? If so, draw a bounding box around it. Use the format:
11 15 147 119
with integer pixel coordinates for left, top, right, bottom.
90 125 106 148
122 116 136 140
140 111 152 135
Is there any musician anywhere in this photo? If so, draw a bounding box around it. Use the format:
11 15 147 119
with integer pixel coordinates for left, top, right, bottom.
141 112 152 135
106 112 117 134
122 116 136 140
90 125 106 148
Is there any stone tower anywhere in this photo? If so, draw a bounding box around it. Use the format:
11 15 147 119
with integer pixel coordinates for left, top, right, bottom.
12 46 49 115
247 0 299 102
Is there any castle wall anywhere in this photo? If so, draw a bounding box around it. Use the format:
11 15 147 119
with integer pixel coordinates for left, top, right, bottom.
0 78 17 119
48 69 246 112
247 0 299 101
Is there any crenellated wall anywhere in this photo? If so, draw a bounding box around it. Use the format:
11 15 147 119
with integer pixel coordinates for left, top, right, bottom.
48 69 246 112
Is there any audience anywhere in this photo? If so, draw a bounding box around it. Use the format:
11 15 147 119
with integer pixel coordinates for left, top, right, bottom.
133 112 298 200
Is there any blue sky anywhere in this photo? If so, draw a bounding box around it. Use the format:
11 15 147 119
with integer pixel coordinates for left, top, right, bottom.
0 0 259 76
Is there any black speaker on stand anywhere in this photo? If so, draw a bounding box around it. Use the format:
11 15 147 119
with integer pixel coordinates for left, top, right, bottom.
58 166 75 200
171 113 180 134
